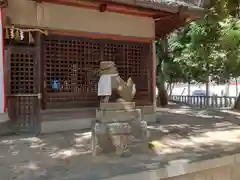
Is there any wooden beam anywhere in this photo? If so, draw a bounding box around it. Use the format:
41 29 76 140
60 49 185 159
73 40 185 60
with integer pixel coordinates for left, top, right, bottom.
49 28 154 43
155 14 186 38
39 0 156 17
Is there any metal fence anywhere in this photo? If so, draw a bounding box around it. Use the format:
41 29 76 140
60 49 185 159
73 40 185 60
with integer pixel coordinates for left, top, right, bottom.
170 95 237 108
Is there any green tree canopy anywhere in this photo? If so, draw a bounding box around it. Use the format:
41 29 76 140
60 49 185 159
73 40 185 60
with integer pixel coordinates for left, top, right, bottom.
158 0 240 83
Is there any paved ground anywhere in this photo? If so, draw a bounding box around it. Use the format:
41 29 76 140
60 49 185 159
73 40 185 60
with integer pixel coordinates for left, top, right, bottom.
152 104 240 156
2 104 240 180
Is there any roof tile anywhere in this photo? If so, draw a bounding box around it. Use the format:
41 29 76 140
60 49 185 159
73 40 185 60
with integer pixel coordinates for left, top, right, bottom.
139 0 203 9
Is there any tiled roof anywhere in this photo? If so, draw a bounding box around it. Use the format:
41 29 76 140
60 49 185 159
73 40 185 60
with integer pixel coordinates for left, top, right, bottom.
134 0 205 16
110 0 205 16
138 0 204 10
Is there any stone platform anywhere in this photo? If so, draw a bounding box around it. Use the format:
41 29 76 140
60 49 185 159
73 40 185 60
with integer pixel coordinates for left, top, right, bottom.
3 104 240 179
1 129 240 180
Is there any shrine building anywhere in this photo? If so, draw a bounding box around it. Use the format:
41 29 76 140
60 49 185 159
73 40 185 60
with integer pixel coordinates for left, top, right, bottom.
1 0 204 133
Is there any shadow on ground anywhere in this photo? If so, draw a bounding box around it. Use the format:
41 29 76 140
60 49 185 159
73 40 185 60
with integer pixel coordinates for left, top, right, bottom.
149 103 240 158
0 131 159 180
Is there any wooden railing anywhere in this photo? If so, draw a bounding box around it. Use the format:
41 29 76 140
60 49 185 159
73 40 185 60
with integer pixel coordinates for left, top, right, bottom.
169 95 237 108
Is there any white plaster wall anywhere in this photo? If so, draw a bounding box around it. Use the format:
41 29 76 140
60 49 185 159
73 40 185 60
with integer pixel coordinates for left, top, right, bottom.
4 0 155 38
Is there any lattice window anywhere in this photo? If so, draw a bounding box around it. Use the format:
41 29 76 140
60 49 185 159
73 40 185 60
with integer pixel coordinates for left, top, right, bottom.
10 51 35 94
43 35 153 107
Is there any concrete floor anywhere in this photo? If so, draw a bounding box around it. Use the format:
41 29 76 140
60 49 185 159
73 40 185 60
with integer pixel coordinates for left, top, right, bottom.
1 104 240 179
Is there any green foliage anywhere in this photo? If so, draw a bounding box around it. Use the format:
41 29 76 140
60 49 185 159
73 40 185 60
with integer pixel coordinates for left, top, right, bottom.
156 0 240 83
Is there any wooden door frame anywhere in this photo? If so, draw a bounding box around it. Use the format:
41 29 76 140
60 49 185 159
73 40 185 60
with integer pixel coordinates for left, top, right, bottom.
5 45 41 133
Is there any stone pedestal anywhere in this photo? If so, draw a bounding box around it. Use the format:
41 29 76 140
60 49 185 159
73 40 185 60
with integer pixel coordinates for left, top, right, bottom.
92 102 148 156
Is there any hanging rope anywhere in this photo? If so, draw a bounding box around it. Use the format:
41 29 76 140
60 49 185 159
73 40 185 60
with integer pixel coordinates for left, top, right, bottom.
4 26 48 43
5 26 48 35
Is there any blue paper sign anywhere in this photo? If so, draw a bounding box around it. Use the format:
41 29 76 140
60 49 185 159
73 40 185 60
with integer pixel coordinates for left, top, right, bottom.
51 77 60 90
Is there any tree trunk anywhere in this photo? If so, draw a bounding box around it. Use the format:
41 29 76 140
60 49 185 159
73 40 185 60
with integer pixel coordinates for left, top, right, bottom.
156 37 168 107
157 62 168 106
166 83 170 92
187 81 191 103
188 81 191 96
234 78 240 109
206 79 209 106
167 78 173 96
158 76 168 106
168 82 172 95
234 94 240 110
169 83 175 96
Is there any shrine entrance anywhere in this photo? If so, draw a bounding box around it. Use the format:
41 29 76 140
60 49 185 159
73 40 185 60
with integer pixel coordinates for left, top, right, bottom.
42 34 153 109
6 46 41 134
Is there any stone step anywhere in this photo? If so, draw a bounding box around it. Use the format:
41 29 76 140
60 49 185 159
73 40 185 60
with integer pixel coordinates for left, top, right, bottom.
100 102 135 110
96 109 142 122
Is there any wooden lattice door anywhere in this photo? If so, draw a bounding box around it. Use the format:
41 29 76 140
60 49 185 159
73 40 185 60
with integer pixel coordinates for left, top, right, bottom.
6 47 41 134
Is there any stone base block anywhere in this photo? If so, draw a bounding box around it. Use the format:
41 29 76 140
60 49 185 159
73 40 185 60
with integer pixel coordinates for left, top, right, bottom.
92 122 132 156
100 102 135 110
96 109 142 122
95 122 131 134
130 120 148 141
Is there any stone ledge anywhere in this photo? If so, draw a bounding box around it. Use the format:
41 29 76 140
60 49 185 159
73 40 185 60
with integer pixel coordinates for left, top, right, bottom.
103 154 238 180
144 113 156 124
46 154 238 180
136 105 155 114
95 122 131 135
41 118 93 133
0 113 10 121
100 102 135 110
96 109 142 122
40 113 155 134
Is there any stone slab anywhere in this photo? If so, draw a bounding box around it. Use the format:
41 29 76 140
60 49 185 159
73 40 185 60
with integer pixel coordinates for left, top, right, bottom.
144 113 156 124
130 120 148 140
212 166 231 180
231 163 240 180
96 108 142 122
40 113 155 134
41 118 93 133
136 105 155 114
94 122 131 135
100 102 135 110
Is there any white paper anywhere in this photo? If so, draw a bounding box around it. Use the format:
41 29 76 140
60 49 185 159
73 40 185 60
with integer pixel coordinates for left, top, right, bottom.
97 74 117 96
